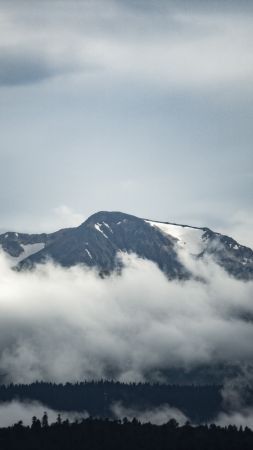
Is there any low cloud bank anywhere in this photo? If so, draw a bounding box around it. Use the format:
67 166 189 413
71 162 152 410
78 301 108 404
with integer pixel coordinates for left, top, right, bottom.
214 368 253 429
0 400 88 427
2 397 253 429
215 409 253 429
111 402 188 426
0 251 253 384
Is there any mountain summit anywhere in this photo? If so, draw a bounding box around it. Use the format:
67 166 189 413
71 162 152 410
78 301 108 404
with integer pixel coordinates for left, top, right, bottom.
0 211 252 280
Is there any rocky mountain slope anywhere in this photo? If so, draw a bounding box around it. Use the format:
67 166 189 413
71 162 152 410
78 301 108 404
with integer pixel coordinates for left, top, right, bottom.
0 211 252 280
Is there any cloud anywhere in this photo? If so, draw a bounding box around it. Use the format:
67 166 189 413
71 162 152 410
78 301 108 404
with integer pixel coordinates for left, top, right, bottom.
52 205 85 229
221 210 253 249
0 206 86 235
0 250 252 384
215 409 253 429
0 400 88 427
1 1 253 90
111 402 188 425
213 368 253 429
82 13 253 90
0 0 252 243
0 49 62 87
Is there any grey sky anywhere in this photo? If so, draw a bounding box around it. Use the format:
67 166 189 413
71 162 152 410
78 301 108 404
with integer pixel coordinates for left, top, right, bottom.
0 0 252 246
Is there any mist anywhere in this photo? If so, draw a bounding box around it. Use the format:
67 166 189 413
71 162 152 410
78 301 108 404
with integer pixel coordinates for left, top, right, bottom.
0 400 88 427
111 402 188 426
0 249 253 384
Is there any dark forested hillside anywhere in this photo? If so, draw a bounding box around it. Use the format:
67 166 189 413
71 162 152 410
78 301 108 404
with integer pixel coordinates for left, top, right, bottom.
0 417 253 450
0 381 222 423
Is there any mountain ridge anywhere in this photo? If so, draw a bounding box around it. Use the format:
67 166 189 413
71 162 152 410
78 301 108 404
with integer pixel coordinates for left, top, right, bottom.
0 211 252 280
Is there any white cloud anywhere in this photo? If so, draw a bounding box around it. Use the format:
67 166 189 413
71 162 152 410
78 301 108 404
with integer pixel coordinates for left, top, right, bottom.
79 13 253 90
1 2 253 90
112 402 188 425
221 210 253 249
0 250 252 384
216 409 253 429
52 205 85 229
0 400 88 427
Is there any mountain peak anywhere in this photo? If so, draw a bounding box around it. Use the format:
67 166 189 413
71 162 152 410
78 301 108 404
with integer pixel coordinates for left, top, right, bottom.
81 211 140 227
0 211 252 280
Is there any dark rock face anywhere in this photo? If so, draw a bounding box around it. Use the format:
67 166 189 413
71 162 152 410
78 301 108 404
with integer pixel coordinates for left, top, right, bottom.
0 211 252 280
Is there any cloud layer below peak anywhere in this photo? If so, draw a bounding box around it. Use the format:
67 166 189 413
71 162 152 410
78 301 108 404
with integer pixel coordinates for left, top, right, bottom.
0 250 252 384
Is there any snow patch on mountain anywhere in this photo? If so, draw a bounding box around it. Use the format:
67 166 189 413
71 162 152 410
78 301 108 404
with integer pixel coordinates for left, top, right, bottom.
94 223 108 239
103 222 113 233
85 249 92 259
146 221 206 255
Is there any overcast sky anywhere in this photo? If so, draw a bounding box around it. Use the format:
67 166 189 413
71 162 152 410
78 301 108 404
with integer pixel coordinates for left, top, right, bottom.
0 0 252 246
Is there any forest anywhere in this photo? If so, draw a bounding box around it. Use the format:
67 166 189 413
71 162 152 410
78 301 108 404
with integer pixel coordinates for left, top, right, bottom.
0 415 253 450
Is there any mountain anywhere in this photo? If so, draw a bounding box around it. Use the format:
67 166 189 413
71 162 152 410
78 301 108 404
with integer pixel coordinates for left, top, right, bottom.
0 211 252 280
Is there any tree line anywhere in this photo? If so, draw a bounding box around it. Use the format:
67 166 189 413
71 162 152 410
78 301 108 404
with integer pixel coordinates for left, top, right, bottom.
0 415 252 450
